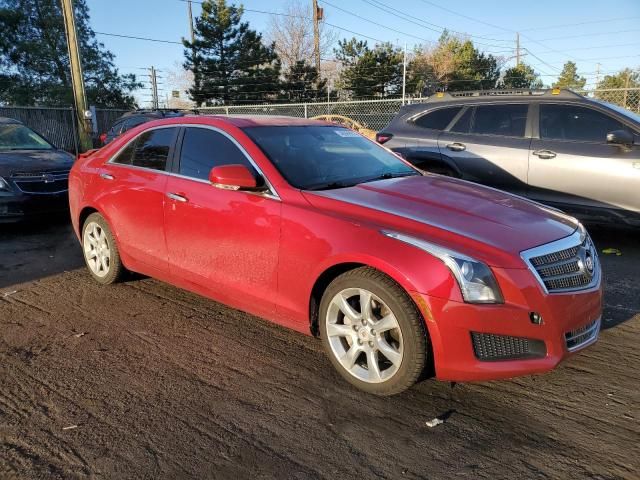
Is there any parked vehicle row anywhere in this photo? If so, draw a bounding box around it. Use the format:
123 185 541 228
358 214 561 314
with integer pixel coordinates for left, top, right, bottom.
68 114 603 395
377 89 640 227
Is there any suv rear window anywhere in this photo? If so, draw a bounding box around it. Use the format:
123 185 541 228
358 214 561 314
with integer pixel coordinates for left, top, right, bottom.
414 107 462 130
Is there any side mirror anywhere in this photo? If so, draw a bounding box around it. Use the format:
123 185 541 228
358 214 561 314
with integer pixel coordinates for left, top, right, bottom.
606 129 634 147
209 164 262 191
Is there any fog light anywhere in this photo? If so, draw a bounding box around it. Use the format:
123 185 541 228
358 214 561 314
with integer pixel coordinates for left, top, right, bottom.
530 312 543 325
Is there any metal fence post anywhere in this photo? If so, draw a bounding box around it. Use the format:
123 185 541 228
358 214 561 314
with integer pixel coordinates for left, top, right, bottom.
225 106 229 116
304 103 308 118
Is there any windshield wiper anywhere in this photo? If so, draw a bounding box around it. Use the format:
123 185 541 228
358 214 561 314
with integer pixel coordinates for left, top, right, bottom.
358 172 419 185
305 181 355 191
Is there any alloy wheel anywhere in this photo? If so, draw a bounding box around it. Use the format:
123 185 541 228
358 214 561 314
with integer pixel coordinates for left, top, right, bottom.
83 221 111 278
325 287 403 383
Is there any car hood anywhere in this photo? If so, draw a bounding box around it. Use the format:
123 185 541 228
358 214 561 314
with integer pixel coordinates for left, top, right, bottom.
0 149 74 176
302 175 578 266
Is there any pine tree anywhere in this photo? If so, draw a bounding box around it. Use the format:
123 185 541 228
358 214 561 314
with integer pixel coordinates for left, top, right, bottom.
183 0 281 106
0 0 139 107
553 61 586 91
335 39 402 99
280 61 327 102
499 64 544 89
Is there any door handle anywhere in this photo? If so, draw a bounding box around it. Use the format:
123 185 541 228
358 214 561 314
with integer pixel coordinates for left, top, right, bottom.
100 173 114 180
166 192 188 203
446 142 466 152
533 149 557 160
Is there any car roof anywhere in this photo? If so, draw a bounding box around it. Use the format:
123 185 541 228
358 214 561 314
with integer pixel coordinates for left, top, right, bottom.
0 116 23 125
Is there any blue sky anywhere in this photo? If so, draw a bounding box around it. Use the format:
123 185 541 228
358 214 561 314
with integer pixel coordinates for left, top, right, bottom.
85 0 640 101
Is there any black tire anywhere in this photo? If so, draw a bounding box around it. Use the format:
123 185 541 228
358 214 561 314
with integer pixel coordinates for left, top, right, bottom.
81 212 126 285
319 267 428 396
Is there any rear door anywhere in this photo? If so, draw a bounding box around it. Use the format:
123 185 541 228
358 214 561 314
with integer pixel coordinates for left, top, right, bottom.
528 103 640 215
437 103 531 195
403 106 462 170
99 126 178 274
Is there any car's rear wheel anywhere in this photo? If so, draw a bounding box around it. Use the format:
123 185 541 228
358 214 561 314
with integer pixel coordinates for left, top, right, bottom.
82 213 125 284
319 267 428 395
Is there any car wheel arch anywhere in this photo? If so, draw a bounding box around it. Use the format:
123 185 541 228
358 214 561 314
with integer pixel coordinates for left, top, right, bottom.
307 258 428 334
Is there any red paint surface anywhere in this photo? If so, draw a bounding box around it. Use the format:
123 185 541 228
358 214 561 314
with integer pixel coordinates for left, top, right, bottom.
69 116 603 382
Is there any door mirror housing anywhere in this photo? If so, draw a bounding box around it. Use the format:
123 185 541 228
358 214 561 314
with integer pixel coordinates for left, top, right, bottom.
606 129 634 147
209 164 263 191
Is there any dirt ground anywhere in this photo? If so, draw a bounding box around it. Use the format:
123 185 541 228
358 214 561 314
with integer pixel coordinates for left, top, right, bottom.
0 219 638 480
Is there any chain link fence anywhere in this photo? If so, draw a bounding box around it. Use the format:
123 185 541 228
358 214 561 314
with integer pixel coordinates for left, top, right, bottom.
200 88 640 134
2 88 638 153
0 106 128 152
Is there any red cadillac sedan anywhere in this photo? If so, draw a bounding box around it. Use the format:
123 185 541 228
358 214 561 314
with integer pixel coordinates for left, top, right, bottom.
69 115 603 395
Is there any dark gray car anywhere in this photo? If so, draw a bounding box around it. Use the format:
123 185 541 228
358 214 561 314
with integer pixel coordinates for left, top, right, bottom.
378 89 640 226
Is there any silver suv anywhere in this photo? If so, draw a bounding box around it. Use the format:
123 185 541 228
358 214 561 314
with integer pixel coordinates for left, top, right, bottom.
378 89 640 226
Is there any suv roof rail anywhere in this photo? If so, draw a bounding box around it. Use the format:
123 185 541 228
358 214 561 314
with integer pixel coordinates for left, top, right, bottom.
123 109 183 117
425 88 583 101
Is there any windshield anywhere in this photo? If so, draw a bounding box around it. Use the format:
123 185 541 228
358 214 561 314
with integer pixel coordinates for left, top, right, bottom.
593 100 640 125
243 126 419 190
0 124 54 151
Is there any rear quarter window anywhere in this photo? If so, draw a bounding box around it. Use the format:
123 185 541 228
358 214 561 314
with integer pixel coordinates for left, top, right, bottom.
413 107 462 130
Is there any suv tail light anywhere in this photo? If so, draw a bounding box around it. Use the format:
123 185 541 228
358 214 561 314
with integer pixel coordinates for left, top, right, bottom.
376 132 393 144
99 132 107 145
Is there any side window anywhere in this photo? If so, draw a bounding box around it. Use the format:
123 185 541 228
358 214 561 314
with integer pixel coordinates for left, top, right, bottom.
471 104 528 137
450 107 473 133
540 104 626 142
414 107 462 130
116 128 176 171
178 127 256 180
123 117 149 134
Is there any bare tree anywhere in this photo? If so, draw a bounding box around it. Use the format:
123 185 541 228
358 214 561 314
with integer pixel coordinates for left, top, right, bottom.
265 0 337 72
165 61 195 109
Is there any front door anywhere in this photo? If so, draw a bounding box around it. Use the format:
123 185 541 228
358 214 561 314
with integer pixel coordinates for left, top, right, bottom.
437 103 531 196
163 126 281 318
528 103 640 216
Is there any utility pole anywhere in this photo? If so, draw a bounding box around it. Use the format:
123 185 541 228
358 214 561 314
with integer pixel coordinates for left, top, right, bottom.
402 42 407 105
516 32 520 67
149 66 159 109
312 0 322 75
187 0 195 43
60 0 92 152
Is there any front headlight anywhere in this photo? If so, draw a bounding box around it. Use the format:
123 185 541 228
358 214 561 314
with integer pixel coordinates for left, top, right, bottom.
0 177 11 192
382 231 504 304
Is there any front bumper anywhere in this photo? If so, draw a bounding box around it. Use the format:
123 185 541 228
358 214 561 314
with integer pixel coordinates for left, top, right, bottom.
413 266 603 382
0 191 70 223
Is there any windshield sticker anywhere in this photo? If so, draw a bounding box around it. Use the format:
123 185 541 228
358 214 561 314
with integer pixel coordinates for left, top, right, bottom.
334 129 360 137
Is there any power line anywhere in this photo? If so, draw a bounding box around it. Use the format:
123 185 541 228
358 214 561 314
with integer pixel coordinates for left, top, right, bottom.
533 29 640 42
520 16 640 33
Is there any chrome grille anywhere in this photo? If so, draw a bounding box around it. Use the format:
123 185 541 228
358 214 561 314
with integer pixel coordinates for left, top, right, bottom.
565 318 600 351
521 228 600 294
11 169 69 195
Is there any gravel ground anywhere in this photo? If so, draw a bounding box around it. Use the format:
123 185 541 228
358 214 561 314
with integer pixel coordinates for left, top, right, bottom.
0 219 638 479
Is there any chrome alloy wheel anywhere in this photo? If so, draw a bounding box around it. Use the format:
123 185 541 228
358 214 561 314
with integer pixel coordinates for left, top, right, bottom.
83 221 111 278
325 288 403 383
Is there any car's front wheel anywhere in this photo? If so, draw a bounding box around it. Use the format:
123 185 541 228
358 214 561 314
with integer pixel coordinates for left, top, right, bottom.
319 267 428 395
82 212 125 284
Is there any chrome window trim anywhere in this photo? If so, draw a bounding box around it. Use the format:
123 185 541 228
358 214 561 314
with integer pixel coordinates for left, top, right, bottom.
520 227 601 295
105 124 280 201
